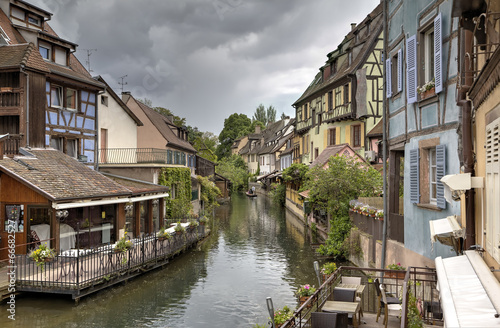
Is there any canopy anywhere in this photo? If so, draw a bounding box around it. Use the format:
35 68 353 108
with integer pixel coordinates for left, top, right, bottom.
435 250 500 327
429 215 464 246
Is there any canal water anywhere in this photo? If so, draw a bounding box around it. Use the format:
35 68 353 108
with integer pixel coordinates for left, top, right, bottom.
1 194 320 327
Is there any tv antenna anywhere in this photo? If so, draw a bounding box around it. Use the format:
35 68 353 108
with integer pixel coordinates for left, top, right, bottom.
82 48 97 72
119 75 128 94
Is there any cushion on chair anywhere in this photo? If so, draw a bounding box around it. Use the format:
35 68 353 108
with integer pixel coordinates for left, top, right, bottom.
311 312 348 328
333 288 356 302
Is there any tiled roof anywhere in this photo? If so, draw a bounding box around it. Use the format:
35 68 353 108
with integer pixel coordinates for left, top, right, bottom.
0 9 26 44
310 144 365 167
0 149 132 201
134 98 196 153
46 61 104 88
293 4 383 106
102 173 168 195
367 118 383 137
0 43 49 73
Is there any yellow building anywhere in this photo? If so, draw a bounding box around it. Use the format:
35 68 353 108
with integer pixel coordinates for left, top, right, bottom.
292 4 383 165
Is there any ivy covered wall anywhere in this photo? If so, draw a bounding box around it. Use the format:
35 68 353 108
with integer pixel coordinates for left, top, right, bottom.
159 167 192 220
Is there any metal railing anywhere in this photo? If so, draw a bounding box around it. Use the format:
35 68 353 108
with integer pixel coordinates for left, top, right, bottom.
277 266 442 328
15 225 208 296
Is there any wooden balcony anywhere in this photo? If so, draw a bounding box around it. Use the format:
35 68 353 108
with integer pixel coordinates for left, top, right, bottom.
0 134 23 158
0 87 23 114
323 103 353 122
296 117 312 133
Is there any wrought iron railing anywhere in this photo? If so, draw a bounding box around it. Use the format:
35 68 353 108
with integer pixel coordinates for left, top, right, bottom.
98 148 190 165
277 266 442 328
15 226 208 295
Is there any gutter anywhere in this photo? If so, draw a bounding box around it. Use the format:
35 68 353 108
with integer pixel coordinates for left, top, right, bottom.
20 66 29 147
381 0 389 272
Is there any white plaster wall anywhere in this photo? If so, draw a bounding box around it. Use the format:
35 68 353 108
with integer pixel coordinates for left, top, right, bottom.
98 92 138 149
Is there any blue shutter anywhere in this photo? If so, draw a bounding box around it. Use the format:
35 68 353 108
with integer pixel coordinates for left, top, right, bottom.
386 57 392 98
410 148 420 204
406 35 417 104
397 49 403 93
167 150 172 164
436 144 446 209
434 13 443 94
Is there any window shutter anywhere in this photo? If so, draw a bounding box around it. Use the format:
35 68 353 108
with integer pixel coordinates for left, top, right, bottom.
434 13 443 94
386 58 392 98
167 150 172 164
406 35 417 104
436 144 446 209
410 148 420 204
397 49 403 93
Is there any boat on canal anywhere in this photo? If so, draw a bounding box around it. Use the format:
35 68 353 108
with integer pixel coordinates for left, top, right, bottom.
246 191 257 197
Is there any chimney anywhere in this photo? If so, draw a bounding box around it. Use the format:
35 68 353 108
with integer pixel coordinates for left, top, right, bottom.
351 23 357 31
255 125 261 134
121 91 131 103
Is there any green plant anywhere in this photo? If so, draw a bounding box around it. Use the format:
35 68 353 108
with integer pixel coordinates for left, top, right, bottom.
295 284 316 297
270 183 286 206
157 226 171 240
188 219 199 229
375 210 384 219
320 262 337 275
174 222 186 234
417 78 435 94
407 283 424 328
387 262 405 270
252 324 266 328
199 216 208 225
29 244 56 271
159 167 192 219
197 175 221 219
114 231 133 252
272 305 294 326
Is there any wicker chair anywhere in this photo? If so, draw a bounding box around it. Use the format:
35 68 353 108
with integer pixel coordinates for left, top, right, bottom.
311 312 348 328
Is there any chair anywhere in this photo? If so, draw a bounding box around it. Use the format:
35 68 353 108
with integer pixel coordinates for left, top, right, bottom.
333 287 356 302
374 278 402 326
380 285 402 328
341 277 363 317
311 312 348 328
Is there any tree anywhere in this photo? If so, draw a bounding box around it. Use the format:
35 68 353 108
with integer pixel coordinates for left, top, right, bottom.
253 104 267 124
216 113 252 159
137 98 153 107
154 106 186 127
267 105 276 125
281 112 288 120
304 155 383 259
192 132 218 162
215 155 250 192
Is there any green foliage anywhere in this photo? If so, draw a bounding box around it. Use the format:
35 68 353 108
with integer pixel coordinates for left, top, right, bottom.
408 284 424 328
197 175 221 218
154 106 186 127
253 104 267 124
308 155 382 259
282 163 309 187
216 113 252 159
272 306 294 326
159 167 192 220
216 155 250 192
267 105 276 125
270 183 286 206
192 131 218 162
256 162 260 176
320 262 337 275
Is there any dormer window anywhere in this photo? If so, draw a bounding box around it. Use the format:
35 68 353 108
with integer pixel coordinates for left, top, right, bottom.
28 16 40 27
39 45 50 59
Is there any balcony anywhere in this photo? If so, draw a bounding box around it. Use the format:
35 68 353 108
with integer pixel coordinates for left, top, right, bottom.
99 148 180 165
323 103 352 122
1 134 22 157
0 88 22 113
296 117 312 133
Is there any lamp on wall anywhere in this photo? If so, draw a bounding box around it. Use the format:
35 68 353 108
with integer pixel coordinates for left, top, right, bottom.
56 210 69 221
125 203 134 215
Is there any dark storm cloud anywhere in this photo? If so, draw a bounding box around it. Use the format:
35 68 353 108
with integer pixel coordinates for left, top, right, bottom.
30 0 380 134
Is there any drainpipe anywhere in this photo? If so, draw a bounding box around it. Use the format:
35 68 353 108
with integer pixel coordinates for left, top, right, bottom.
20 66 29 147
381 0 389 272
457 17 476 250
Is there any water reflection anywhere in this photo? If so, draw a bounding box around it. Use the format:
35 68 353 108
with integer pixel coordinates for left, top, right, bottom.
1 194 318 327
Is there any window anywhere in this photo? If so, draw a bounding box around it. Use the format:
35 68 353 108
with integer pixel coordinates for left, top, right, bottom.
39 46 49 59
50 136 63 150
328 128 336 146
343 84 349 104
101 95 108 107
335 88 342 107
423 27 435 84
352 125 361 147
486 117 500 261
315 148 319 160
409 142 446 208
330 60 337 76
328 91 333 110
28 16 40 26
67 139 78 158
50 85 62 107
387 49 403 98
66 88 77 110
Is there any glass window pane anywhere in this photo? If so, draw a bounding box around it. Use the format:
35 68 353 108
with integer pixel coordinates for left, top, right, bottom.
67 88 77 110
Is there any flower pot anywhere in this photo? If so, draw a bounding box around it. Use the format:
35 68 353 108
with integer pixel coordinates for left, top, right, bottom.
299 296 312 308
158 236 169 241
420 87 435 100
43 257 54 263
384 271 406 279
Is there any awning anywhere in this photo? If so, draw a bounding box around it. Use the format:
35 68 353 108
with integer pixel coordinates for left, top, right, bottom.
52 192 170 210
429 215 464 246
298 189 310 198
435 250 500 327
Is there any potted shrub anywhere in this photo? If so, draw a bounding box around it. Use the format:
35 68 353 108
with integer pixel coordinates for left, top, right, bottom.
29 244 56 272
386 262 406 279
188 219 199 231
418 78 436 100
320 262 337 281
174 222 186 235
271 305 294 328
199 216 208 225
296 284 316 307
114 231 133 253
157 226 171 241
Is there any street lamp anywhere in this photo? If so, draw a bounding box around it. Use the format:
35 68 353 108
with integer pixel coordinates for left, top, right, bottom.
266 297 275 328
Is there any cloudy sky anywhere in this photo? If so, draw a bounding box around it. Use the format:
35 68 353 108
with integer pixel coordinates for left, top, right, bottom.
30 0 380 135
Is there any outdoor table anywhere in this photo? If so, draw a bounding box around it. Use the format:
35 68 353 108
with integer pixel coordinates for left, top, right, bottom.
322 300 361 328
337 283 365 297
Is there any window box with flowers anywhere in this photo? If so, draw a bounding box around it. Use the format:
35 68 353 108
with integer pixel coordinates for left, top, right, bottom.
295 284 317 307
418 78 436 100
320 262 337 281
114 231 133 253
271 305 294 328
375 210 384 220
157 226 172 241
385 262 406 279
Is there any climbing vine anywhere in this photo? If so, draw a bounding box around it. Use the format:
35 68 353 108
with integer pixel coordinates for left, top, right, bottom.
197 175 221 219
159 167 192 220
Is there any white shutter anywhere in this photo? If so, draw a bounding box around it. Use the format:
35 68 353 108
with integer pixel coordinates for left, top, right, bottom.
386 58 392 98
406 35 418 103
410 148 420 204
436 144 446 209
486 118 500 261
397 49 403 93
434 13 443 94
